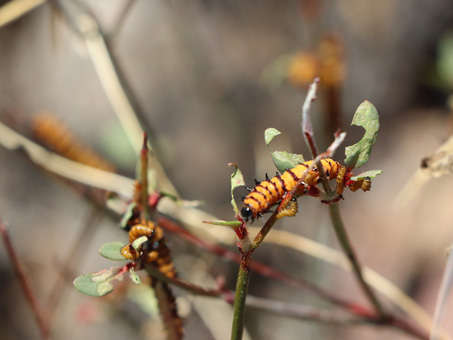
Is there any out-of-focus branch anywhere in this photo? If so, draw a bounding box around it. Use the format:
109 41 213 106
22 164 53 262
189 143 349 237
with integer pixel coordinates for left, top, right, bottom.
0 121 134 196
106 0 137 45
53 0 177 195
0 0 46 27
0 217 52 340
430 245 453 340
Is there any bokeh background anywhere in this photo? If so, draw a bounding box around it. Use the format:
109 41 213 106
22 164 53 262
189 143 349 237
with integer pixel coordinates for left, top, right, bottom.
1 1 453 339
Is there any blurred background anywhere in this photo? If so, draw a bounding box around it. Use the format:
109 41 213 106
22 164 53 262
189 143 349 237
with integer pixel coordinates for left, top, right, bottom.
1 0 453 339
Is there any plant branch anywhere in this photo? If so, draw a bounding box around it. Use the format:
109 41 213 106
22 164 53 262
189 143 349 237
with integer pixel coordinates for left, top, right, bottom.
0 217 52 340
46 208 101 325
329 203 386 319
54 0 178 195
0 0 46 27
140 133 150 221
158 216 376 314
230 253 252 340
302 77 321 158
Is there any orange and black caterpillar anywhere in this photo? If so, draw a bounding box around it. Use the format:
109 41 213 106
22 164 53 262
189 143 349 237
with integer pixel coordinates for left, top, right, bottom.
241 158 370 222
120 221 176 278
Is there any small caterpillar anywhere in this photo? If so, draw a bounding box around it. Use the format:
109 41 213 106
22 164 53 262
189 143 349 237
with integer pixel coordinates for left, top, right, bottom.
275 199 298 219
349 177 371 192
241 158 370 222
120 221 177 278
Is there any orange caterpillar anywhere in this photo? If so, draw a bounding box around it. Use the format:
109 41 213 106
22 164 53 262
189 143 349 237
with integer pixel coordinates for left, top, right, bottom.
241 158 370 222
31 113 115 172
120 221 176 278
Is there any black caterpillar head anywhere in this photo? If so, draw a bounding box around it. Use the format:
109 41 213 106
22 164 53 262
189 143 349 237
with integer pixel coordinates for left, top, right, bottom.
241 206 254 222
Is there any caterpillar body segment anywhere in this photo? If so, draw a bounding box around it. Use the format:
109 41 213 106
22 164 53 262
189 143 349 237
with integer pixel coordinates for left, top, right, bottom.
336 165 348 195
120 244 140 260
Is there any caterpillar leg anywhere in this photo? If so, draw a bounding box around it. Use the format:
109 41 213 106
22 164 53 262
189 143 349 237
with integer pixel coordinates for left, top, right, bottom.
276 199 298 219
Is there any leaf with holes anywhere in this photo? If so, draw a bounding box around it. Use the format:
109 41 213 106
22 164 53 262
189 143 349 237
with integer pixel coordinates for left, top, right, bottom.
73 267 125 297
345 101 379 169
228 163 245 215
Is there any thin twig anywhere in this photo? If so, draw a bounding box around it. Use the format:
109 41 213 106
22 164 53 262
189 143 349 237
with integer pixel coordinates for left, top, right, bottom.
144 262 222 297
0 217 52 340
302 77 321 158
140 133 150 221
106 0 137 46
245 295 368 325
329 203 386 319
430 245 453 340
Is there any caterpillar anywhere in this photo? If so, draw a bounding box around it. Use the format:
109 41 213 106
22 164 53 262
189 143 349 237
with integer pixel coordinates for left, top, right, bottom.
241 158 370 222
349 177 371 192
275 199 298 219
31 113 115 172
120 221 177 278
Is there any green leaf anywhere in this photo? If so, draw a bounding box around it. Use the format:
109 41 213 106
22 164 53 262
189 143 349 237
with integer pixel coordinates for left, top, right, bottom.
350 170 383 181
265 128 281 146
73 268 125 297
229 163 245 215
203 220 242 228
129 267 142 285
270 151 305 173
99 242 127 261
264 128 304 173
120 202 137 229
344 101 380 169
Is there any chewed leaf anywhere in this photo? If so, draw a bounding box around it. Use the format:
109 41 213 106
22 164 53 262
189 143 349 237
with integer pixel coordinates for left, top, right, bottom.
73 267 125 297
99 242 127 261
228 163 245 215
265 128 281 146
129 267 142 285
351 170 383 181
345 101 379 169
264 128 304 173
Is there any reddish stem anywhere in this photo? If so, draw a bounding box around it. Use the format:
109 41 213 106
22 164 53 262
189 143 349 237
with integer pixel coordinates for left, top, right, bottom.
0 218 52 340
